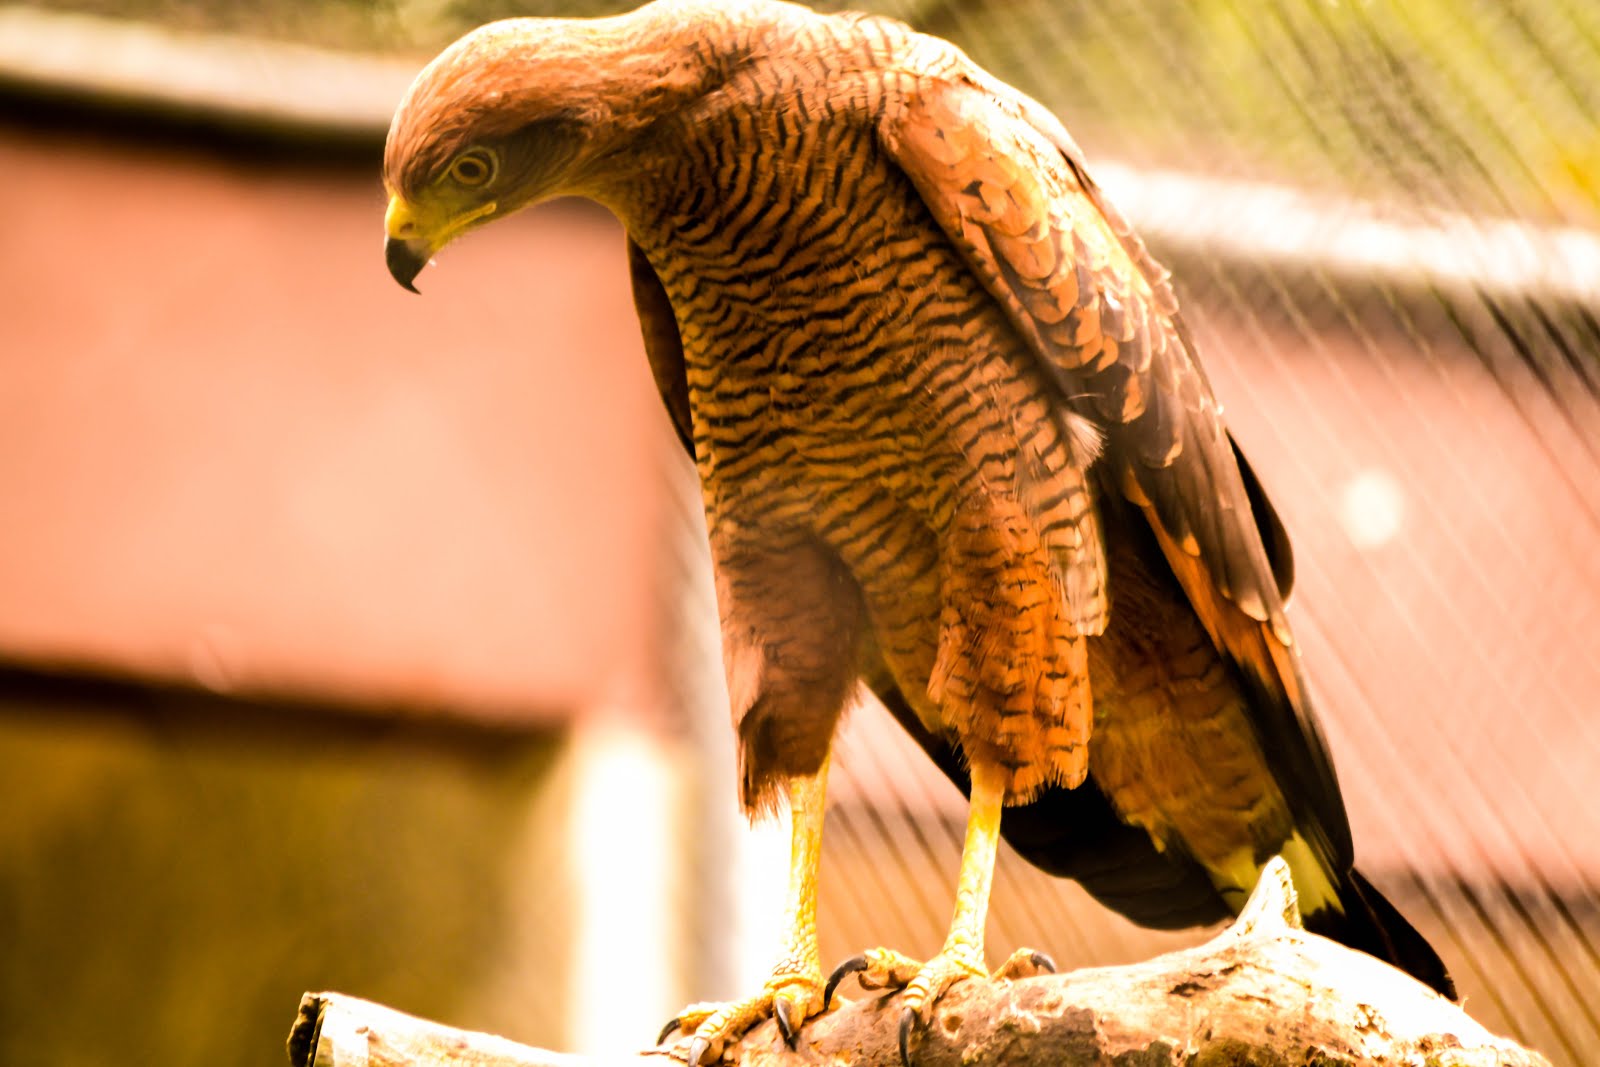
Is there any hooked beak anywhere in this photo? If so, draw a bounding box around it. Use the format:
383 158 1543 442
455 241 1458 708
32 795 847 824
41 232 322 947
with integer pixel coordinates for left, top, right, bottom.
383 192 499 294
385 234 427 293
384 194 429 293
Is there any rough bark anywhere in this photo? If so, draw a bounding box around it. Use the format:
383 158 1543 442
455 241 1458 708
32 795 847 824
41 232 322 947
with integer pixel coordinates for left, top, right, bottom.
287 859 1547 1067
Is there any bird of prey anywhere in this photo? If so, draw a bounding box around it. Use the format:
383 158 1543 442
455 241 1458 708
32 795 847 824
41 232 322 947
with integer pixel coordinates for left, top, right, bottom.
382 0 1455 1061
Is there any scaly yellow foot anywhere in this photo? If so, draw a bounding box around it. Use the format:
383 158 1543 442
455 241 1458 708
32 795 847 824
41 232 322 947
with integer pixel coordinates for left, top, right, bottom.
824 946 1054 1064
657 967 824 1066
822 760 1055 1066
657 759 833 1064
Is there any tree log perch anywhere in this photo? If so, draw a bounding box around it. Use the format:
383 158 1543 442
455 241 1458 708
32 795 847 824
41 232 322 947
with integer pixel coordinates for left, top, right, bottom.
288 859 1547 1067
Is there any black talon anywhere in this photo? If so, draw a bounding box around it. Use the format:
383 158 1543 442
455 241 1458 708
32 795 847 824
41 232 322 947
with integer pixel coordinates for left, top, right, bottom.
897 1009 915 1067
773 997 799 1047
686 1035 711 1067
656 1017 684 1046
1031 951 1057 974
824 954 869 1009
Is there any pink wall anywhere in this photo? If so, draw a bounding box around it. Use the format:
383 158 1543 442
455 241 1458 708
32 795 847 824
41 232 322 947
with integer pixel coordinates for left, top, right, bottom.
0 123 673 722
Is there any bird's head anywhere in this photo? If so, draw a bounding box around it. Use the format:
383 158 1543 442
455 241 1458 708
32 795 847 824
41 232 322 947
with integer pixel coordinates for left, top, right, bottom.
382 8 730 291
381 20 618 292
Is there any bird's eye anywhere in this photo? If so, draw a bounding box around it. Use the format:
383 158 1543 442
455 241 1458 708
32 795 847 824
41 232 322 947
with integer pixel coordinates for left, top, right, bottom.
448 150 496 187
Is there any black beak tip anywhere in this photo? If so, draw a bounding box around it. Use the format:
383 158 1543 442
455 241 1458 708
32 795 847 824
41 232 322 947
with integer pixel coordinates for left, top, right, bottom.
384 235 426 294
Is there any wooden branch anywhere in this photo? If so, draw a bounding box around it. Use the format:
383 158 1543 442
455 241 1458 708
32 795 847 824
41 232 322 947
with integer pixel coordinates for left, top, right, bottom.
288 859 1548 1067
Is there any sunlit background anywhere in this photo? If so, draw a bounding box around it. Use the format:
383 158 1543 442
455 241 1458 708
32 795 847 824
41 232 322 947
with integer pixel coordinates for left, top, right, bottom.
2 1 1597 1065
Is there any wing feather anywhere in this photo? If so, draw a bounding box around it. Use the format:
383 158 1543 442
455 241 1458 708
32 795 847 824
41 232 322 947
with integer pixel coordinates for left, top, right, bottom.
878 72 1349 863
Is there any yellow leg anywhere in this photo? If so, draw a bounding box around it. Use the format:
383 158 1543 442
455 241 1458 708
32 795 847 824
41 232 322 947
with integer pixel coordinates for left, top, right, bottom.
770 752 829 1020
890 758 1005 1036
934 758 1005 970
661 756 831 1066
823 760 1054 1065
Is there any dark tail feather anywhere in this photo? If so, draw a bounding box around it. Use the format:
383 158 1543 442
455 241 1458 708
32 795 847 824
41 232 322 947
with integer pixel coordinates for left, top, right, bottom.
1307 867 1457 1001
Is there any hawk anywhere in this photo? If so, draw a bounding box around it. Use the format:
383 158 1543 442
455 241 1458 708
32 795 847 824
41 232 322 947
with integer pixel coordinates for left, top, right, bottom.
380 1 1455 1062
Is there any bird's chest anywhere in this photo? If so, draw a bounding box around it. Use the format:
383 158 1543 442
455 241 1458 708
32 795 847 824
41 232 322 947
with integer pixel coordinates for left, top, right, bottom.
677 280 907 524
649 159 937 516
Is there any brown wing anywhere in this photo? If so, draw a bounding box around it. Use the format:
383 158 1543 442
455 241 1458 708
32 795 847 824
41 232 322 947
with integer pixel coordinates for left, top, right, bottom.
1000 82 1295 604
877 73 1349 866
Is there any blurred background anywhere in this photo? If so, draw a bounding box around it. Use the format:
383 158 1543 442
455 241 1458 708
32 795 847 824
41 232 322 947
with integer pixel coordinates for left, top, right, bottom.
2 1 1597 1065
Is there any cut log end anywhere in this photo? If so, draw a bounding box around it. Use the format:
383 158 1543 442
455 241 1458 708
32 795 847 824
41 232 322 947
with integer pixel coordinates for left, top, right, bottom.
286 993 325 1067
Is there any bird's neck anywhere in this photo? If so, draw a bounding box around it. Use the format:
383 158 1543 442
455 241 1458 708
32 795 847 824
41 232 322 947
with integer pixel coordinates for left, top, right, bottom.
561 1 794 212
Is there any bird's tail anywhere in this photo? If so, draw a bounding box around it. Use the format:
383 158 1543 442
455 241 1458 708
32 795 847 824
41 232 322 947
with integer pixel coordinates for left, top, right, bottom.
1304 866 1457 1001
